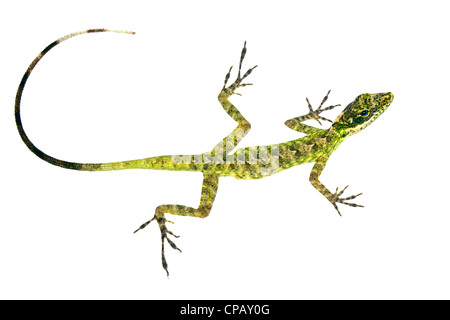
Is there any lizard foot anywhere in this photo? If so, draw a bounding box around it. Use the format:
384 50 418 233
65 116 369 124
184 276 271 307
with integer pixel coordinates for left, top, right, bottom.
305 90 341 125
330 185 363 216
221 41 257 97
134 213 181 277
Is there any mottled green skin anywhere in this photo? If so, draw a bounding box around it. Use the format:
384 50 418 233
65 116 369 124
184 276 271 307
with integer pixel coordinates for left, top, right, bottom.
15 30 393 276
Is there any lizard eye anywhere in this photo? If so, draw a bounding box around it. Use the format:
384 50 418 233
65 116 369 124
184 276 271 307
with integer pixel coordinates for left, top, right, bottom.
360 110 369 117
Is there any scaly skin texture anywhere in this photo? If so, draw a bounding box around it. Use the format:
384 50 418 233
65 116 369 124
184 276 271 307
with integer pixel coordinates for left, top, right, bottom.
15 30 393 276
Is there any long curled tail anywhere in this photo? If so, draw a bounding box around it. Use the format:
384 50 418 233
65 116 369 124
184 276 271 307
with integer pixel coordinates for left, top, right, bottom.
15 29 135 171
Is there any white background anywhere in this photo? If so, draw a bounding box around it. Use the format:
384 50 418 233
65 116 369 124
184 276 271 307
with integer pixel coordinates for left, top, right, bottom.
1 0 449 299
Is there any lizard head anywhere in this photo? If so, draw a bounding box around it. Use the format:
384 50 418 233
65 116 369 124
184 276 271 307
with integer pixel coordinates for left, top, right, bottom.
332 92 393 137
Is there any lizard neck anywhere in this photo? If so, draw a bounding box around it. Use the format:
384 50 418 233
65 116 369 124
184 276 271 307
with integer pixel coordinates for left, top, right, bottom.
322 126 347 154
298 127 346 162
277 127 344 171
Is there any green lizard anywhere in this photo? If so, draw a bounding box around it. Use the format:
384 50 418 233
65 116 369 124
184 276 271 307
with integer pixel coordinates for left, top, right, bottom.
15 29 393 276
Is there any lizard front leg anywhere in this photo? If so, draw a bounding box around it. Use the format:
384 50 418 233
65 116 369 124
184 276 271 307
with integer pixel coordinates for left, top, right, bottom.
309 155 363 216
134 171 219 277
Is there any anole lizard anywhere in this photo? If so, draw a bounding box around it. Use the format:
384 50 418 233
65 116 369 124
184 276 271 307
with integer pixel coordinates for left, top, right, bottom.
15 29 393 276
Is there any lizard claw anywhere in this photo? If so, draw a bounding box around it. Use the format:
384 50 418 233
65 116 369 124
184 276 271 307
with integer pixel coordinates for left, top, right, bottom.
221 41 257 96
330 185 363 216
305 90 340 126
133 216 156 233
134 214 182 278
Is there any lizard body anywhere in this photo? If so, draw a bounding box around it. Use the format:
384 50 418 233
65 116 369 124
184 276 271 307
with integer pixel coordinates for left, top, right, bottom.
15 29 393 276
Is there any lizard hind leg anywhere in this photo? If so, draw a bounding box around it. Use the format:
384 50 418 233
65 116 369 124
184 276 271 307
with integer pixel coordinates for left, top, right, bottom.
214 42 257 155
134 172 219 277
